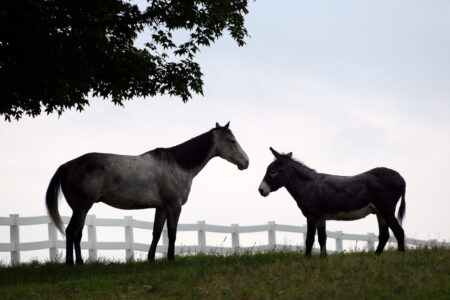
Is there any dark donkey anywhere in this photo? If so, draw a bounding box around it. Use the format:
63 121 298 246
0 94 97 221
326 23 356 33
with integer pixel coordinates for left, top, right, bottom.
46 122 249 265
258 147 406 257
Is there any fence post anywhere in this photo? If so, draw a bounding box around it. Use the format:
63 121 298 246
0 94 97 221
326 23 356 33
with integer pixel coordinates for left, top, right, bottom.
197 221 206 254
335 231 343 253
302 225 307 249
87 215 98 261
10 214 20 266
429 239 438 248
48 217 58 262
162 223 168 257
231 224 240 253
268 221 276 249
124 216 134 261
367 232 375 251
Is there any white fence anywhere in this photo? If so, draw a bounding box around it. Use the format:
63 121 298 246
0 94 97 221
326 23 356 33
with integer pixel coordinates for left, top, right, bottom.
1 214 448 266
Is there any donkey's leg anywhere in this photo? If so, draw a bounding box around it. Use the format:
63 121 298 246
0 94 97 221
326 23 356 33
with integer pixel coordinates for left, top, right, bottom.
148 209 167 261
166 205 182 261
386 215 405 252
305 217 318 257
317 220 327 258
73 211 88 265
375 214 390 255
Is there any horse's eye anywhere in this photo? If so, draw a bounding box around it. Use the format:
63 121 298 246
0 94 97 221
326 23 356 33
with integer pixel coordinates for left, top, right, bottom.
228 138 236 144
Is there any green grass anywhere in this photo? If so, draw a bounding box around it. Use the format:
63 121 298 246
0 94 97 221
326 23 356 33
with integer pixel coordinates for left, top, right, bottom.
0 248 449 299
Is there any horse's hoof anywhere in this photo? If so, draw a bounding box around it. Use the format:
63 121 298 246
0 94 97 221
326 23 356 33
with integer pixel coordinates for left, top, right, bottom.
65 261 74 266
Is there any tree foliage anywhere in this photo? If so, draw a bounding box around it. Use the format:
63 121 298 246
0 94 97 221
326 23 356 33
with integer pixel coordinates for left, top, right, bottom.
0 0 249 121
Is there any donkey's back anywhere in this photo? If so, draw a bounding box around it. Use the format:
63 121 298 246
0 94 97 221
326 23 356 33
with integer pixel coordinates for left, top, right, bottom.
365 167 406 196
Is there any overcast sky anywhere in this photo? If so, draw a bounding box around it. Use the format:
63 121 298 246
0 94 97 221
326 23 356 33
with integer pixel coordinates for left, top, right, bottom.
1 0 449 263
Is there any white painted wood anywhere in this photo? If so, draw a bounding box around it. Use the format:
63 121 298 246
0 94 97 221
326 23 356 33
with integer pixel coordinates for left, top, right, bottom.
162 223 168 258
9 214 20 266
335 231 343 253
231 224 240 250
268 221 276 248
48 220 58 262
87 215 98 261
1 214 449 265
197 221 206 254
367 233 375 251
124 216 134 261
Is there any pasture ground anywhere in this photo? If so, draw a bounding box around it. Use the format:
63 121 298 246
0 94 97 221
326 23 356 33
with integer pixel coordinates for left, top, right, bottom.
0 247 448 299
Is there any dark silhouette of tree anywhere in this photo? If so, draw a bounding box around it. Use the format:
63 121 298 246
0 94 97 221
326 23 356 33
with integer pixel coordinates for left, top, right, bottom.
0 0 249 121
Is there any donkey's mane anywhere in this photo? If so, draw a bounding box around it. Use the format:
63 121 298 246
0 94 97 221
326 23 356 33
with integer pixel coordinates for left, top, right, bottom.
149 129 215 171
290 157 316 173
276 153 317 175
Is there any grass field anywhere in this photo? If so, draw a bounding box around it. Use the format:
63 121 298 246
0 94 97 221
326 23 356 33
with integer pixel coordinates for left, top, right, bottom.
0 247 448 299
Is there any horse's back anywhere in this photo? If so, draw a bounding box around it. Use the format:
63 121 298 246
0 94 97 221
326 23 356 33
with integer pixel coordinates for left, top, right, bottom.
60 152 159 206
60 152 192 209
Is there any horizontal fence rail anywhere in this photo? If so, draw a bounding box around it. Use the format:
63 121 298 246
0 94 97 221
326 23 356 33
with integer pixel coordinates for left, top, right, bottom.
1 214 448 266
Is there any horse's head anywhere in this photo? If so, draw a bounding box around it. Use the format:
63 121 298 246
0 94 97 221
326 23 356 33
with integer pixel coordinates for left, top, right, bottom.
259 147 292 196
213 122 249 170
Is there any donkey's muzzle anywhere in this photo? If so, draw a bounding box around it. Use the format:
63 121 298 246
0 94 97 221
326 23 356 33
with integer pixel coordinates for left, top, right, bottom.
258 188 268 197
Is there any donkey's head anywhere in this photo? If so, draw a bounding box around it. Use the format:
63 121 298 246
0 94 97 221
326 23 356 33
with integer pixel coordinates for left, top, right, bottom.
258 147 292 196
212 122 249 170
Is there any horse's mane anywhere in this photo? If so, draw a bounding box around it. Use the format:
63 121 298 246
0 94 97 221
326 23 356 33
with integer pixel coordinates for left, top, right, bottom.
149 129 215 171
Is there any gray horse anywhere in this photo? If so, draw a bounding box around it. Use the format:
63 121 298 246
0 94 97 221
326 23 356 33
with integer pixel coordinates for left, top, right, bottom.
46 122 249 265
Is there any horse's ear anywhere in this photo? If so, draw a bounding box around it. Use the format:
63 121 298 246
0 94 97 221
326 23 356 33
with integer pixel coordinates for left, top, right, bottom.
286 152 293 158
215 122 221 128
270 147 281 159
224 121 230 129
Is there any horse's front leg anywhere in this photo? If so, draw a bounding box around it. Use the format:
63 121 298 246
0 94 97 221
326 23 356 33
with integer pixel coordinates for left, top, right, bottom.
305 217 318 257
317 219 327 258
148 209 167 261
166 204 182 260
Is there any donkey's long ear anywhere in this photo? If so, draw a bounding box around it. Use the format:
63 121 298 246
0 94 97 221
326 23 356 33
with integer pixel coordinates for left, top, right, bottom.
215 122 221 128
224 121 230 129
270 147 281 159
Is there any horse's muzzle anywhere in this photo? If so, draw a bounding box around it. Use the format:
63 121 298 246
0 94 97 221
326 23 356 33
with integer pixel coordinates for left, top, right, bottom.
238 160 249 170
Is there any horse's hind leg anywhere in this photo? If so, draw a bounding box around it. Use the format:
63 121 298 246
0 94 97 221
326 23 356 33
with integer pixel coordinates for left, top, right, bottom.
65 210 88 265
317 220 327 258
375 214 390 255
386 215 405 252
148 209 167 261
73 211 88 265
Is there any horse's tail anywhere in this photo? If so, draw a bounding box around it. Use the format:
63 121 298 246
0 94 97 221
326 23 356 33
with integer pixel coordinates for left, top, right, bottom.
397 187 406 226
46 165 66 236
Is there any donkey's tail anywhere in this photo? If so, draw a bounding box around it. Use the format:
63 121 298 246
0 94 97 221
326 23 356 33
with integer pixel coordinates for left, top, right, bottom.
397 190 406 226
45 165 66 236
